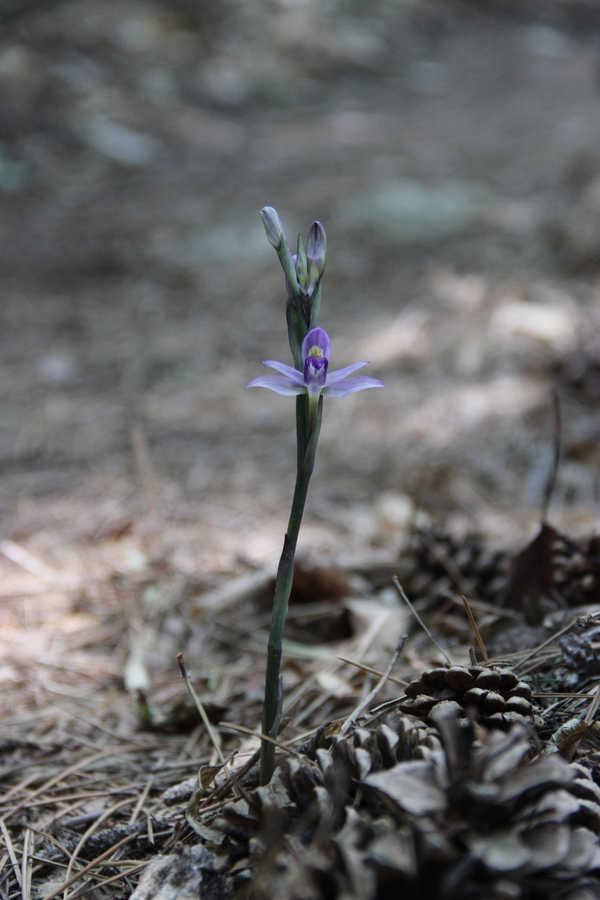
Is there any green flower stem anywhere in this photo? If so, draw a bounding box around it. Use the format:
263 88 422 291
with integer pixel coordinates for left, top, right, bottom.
259 394 323 785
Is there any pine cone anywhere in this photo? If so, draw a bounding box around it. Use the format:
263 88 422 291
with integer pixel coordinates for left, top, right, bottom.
402 524 508 606
551 534 600 607
398 663 537 729
216 705 600 899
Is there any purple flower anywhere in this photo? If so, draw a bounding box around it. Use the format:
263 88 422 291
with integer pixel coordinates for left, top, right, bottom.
246 328 384 410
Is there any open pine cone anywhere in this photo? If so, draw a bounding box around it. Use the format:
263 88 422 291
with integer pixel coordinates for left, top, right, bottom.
398 663 538 729
402 524 508 606
217 703 600 900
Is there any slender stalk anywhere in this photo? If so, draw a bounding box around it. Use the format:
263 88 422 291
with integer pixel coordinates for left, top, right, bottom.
259 395 323 784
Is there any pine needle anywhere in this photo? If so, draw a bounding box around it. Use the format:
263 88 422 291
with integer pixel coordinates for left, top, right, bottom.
462 595 489 663
393 576 451 665
340 635 408 736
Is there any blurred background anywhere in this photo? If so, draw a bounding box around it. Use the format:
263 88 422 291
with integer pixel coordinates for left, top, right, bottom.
1 0 600 579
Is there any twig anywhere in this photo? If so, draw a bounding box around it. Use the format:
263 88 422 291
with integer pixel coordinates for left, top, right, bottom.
447 594 522 620
462 595 488 663
128 777 154 825
337 657 409 687
340 635 408 737
218 722 299 756
3 746 141 823
584 682 600 726
286 608 393 728
0 540 70 589
393 576 452 664
40 834 137 900
513 618 577 673
542 388 561 523
130 421 157 518
0 819 22 889
21 828 34 900
176 654 225 766
64 797 135 891
66 862 148 900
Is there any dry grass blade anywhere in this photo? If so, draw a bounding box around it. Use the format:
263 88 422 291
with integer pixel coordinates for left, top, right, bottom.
448 595 522 620
40 834 137 900
63 797 136 890
393 576 451 664
21 828 34 900
584 682 600 726
513 619 578 673
0 774 40 809
177 654 225 765
0 540 69 587
130 421 158 519
3 746 141 823
337 656 409 687
461 595 489 663
1 818 22 889
285 606 394 728
128 776 154 825
219 722 299 756
67 862 148 900
541 388 562 523
340 635 408 736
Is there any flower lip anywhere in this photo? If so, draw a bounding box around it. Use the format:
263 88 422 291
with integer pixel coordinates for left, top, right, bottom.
304 353 328 393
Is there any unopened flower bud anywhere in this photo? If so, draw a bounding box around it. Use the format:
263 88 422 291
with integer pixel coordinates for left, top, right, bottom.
306 221 326 284
295 234 308 288
260 206 285 250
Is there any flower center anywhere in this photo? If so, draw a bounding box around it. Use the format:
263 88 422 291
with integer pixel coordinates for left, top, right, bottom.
304 352 328 394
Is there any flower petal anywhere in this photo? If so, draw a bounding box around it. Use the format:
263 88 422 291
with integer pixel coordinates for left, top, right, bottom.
261 360 304 383
246 375 306 396
302 327 331 362
322 376 384 397
325 361 369 385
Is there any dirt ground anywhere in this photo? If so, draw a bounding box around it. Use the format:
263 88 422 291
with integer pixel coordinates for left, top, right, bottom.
2 0 600 895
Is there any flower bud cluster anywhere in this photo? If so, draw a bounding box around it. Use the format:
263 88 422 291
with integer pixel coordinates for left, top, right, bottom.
260 207 326 364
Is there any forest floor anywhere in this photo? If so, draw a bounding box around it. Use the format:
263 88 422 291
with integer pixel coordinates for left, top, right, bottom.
2 1 600 897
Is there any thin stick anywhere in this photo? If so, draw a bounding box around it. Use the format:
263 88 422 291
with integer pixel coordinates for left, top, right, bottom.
177 654 225 766
340 635 408 737
130 422 157 518
66 862 148 900
64 797 135 891
287 608 392 728
337 657 409 687
218 722 299 756
21 828 33 900
0 819 22 889
462 595 489 663
0 540 69 588
393 576 451 664
3 746 141 823
584 682 600 726
40 834 136 900
542 388 561 523
513 619 577 672
128 776 154 825
447 595 522 620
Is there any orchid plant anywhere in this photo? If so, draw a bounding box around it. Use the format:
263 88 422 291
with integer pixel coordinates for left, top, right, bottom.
247 207 383 784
